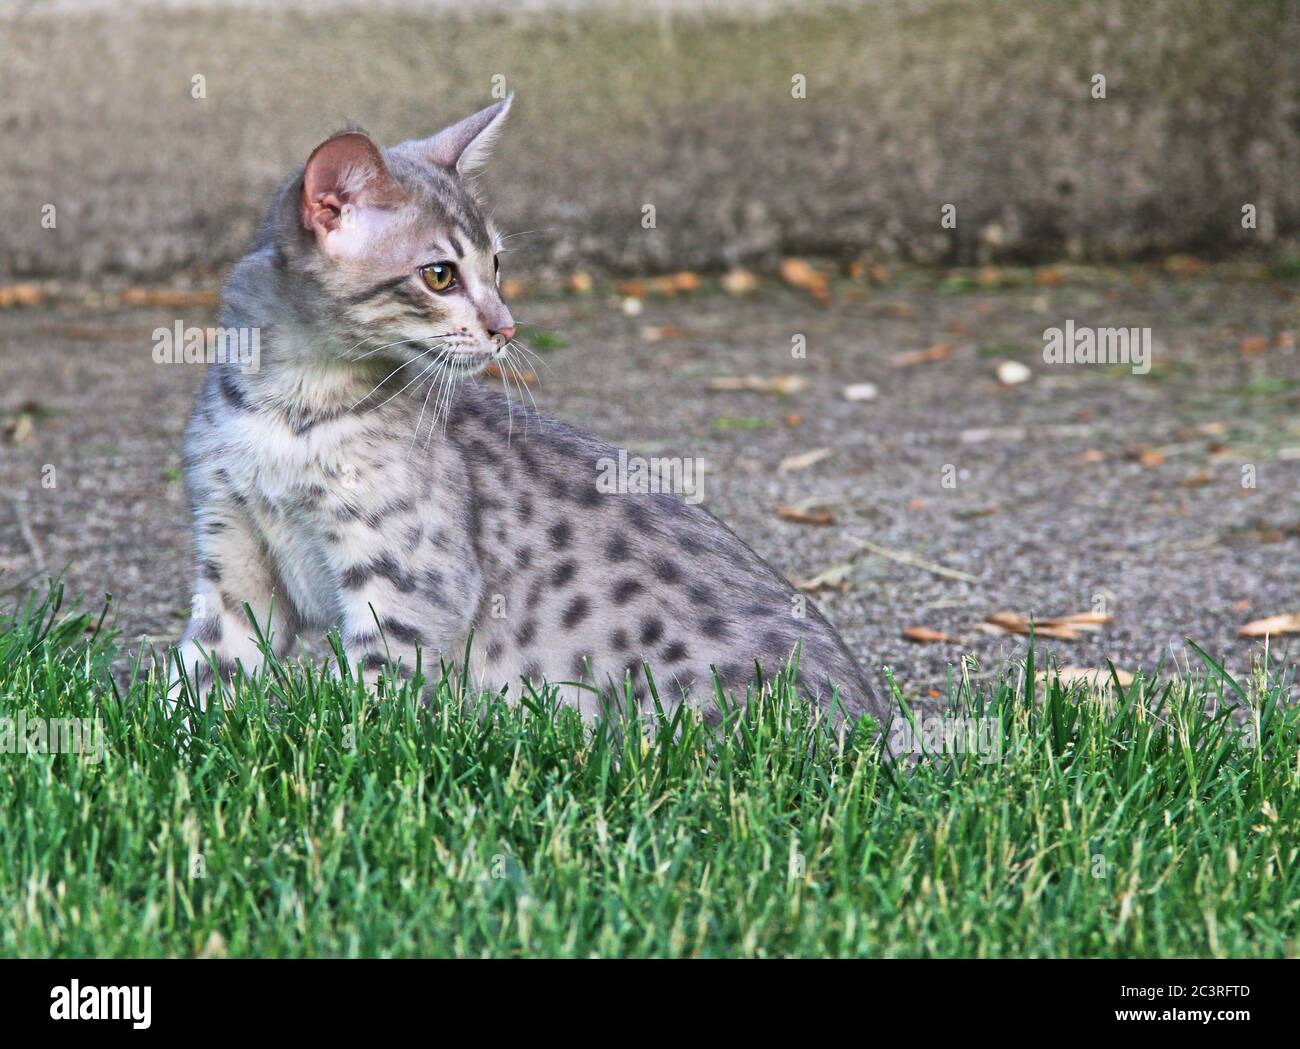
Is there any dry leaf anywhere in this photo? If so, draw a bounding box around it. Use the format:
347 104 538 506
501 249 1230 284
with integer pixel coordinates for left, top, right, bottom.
622 272 700 297
889 343 952 368
1239 613 1300 638
1049 612 1112 625
1079 449 1106 463
707 374 808 396
843 382 878 402
482 362 536 385
1182 470 1213 487
1164 254 1207 277
6 413 34 446
1130 447 1166 467
793 562 854 592
903 626 957 644
1040 612 1112 632
567 271 594 294
1239 335 1269 355
0 283 45 308
120 287 218 307
874 302 916 320
1034 267 1066 287
987 616 1092 639
783 413 803 427
985 610 1112 639
779 258 829 301
720 267 758 295
640 324 689 342
778 447 833 473
848 261 890 284
500 278 527 299
775 505 836 526
996 360 1032 385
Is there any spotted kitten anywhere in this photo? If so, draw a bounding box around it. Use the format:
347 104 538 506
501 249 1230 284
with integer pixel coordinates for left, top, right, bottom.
173 97 882 724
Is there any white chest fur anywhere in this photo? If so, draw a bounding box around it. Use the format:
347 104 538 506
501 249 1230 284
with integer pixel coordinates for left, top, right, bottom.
221 408 383 627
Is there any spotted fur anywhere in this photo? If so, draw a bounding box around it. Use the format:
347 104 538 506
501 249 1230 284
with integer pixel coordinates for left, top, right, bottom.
172 98 883 724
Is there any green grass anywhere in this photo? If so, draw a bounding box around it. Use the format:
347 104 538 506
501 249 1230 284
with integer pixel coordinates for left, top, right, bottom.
1 586 1297 958
712 416 772 431
517 325 566 351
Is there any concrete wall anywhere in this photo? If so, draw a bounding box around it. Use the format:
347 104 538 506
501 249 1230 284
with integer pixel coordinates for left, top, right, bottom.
1 0 1296 280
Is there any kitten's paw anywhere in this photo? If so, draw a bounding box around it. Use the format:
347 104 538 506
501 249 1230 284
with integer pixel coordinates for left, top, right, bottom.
167 640 239 714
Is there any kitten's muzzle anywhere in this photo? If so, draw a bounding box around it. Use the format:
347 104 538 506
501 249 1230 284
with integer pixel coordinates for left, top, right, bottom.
447 347 496 371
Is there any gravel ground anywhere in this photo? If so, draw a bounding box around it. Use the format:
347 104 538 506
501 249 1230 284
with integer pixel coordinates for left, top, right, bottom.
2 266 1299 700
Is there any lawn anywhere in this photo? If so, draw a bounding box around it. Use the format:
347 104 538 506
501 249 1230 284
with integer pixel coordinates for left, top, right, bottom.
0 585 1296 958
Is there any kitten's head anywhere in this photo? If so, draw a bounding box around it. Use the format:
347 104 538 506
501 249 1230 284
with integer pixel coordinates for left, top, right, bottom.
289 97 516 375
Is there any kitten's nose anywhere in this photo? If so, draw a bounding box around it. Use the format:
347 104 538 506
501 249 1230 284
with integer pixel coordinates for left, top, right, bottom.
491 323 516 344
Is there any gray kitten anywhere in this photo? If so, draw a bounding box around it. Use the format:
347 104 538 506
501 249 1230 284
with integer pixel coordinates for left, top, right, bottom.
173 97 883 725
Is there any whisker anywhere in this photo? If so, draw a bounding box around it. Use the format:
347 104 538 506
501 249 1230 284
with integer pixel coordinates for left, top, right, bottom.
497 358 515 446
424 358 453 446
355 347 444 413
516 348 549 381
433 356 460 436
447 373 463 439
408 353 449 453
348 336 422 360
509 338 553 376
506 344 548 402
427 365 460 448
351 348 431 405
352 350 433 410
499 228 557 242
501 346 540 422
347 330 458 361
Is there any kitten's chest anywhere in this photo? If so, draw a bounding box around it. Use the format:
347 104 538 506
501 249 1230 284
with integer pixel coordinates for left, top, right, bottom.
226 410 410 621
225 409 378 510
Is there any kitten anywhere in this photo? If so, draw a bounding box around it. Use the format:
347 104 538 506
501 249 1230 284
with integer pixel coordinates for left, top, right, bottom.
173 97 884 725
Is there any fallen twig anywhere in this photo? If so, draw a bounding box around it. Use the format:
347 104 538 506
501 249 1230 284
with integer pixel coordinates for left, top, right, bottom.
846 536 978 583
10 492 45 572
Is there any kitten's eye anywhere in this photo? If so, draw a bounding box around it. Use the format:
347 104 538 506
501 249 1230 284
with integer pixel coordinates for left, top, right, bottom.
420 262 457 293
493 256 500 275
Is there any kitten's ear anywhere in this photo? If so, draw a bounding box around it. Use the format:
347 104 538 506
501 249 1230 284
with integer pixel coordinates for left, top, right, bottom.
419 95 513 174
301 131 403 244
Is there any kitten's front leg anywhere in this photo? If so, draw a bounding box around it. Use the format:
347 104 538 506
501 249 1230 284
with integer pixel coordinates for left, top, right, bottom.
328 518 484 690
170 500 300 711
